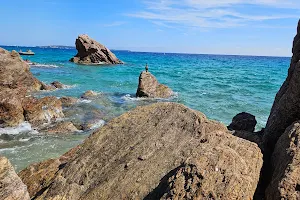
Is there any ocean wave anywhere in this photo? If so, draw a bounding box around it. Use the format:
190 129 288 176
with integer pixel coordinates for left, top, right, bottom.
89 120 105 130
121 92 179 101
30 63 59 68
78 99 92 104
0 122 32 135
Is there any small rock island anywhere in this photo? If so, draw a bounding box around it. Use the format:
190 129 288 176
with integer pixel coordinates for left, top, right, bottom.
70 34 123 65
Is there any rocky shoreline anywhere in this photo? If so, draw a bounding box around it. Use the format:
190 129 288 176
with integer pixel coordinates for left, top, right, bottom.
1 21 300 199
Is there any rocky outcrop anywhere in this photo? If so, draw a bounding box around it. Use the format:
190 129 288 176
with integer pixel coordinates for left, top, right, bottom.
233 130 263 149
264 20 300 152
0 156 30 200
18 146 81 198
51 81 65 89
22 97 64 127
81 90 98 99
24 103 262 199
70 34 123 65
228 112 257 132
0 88 26 127
136 71 174 98
0 48 43 91
265 121 300 199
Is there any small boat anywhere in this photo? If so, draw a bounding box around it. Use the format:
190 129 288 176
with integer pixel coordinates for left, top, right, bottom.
19 50 35 56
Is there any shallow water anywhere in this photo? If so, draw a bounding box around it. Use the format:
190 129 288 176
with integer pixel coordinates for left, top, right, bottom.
0 46 289 171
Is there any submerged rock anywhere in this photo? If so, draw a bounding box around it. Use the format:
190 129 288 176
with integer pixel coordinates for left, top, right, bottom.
0 156 30 200
81 90 98 99
22 96 64 127
40 121 79 135
60 96 78 107
265 121 300 199
25 102 262 199
70 34 123 65
264 20 300 152
228 112 257 132
0 48 43 91
136 71 173 98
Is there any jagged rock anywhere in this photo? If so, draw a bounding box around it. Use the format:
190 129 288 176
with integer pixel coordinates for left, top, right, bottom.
18 146 81 198
40 121 79 135
136 71 173 98
25 103 262 199
0 48 43 91
81 90 98 99
22 96 64 127
264 20 300 152
265 121 300 199
70 34 123 65
0 156 30 200
0 88 26 127
60 96 78 107
228 112 257 132
51 81 64 89
41 82 56 91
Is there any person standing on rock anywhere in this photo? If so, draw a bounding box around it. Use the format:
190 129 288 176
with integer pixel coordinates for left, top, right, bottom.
145 63 148 72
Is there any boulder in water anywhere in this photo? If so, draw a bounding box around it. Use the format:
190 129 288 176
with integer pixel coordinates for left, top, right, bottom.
22 102 262 199
228 112 257 132
136 71 173 98
60 96 78 107
51 81 65 89
70 34 123 65
40 121 79 135
0 156 30 200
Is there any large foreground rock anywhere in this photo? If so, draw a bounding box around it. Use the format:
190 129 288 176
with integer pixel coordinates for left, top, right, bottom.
0 48 43 91
0 156 30 200
265 121 300 200
70 34 123 65
264 20 300 152
24 103 262 199
136 71 173 98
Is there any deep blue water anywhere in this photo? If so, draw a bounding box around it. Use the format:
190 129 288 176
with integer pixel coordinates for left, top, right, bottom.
0 46 290 170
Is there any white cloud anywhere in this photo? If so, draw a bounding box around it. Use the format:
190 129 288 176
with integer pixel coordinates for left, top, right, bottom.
103 21 127 27
128 0 300 29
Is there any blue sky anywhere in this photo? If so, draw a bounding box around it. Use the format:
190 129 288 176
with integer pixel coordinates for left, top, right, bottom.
0 0 299 56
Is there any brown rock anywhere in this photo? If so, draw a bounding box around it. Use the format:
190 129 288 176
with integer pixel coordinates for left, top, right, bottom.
40 82 56 91
0 156 30 200
81 90 98 99
264 20 300 152
60 96 78 107
136 71 173 98
0 48 43 91
40 121 79 135
0 88 26 127
265 121 300 200
228 112 257 132
232 130 263 149
51 81 64 89
22 96 64 127
28 103 262 199
18 146 81 198
70 34 123 65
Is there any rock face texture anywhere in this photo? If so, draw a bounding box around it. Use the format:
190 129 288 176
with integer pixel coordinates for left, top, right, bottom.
70 34 123 65
265 121 300 200
228 112 257 132
0 48 43 91
22 97 64 127
136 71 174 98
0 88 26 127
60 96 78 107
0 156 30 200
40 121 79 135
24 103 262 200
264 20 300 152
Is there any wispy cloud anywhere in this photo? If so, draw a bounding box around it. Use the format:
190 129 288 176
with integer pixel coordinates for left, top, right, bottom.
103 21 127 27
127 0 300 29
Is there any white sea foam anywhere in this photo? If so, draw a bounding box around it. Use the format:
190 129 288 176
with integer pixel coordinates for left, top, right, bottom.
90 120 105 130
30 63 59 68
79 99 92 104
121 92 179 101
0 122 32 135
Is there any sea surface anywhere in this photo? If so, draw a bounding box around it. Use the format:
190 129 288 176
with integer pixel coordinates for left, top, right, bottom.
0 46 290 171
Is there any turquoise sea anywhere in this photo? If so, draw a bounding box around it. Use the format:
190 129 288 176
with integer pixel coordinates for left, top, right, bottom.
0 46 290 171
